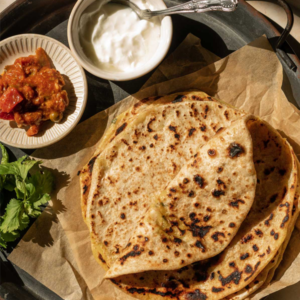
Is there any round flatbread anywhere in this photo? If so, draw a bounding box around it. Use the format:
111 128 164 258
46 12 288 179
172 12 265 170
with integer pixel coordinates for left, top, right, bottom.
86 95 245 268
109 117 298 300
105 116 257 278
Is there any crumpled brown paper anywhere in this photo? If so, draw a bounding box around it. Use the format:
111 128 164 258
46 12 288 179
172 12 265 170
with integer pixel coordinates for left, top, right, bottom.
8 34 300 300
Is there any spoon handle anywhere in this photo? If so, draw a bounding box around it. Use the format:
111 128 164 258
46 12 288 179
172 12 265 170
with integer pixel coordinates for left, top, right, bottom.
149 0 238 17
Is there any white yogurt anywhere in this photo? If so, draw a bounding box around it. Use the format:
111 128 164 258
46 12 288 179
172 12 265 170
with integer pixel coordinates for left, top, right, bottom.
79 0 161 73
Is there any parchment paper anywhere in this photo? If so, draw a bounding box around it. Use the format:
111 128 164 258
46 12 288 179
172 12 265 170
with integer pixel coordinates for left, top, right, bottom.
8 34 300 300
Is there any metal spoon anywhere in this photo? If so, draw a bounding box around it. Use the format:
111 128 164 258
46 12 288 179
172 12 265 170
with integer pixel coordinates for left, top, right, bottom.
111 0 239 20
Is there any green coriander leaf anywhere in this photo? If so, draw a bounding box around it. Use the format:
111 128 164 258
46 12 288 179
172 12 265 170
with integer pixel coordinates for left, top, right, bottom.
0 230 20 248
28 209 41 218
14 187 24 200
33 194 51 210
0 199 24 233
16 179 27 196
0 143 9 192
24 201 40 218
0 156 26 177
3 175 16 192
25 183 35 198
0 157 40 198
0 164 19 177
0 224 20 248
0 156 40 181
19 213 30 231
23 201 33 214
24 194 51 218
0 143 9 164
18 159 41 180
27 169 54 200
0 239 7 249
0 153 52 248
2 230 19 241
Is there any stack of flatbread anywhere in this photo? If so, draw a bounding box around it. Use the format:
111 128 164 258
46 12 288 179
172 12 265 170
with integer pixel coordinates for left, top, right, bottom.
80 91 300 300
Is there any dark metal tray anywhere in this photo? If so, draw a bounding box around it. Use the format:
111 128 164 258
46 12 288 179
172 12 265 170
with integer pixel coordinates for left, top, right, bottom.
1 0 300 299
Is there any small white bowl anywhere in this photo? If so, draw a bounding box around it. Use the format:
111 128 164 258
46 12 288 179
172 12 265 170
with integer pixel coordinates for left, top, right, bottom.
0 34 88 149
68 0 173 81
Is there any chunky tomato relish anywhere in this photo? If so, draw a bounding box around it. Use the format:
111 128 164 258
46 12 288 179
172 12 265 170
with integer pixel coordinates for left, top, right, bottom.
0 48 69 136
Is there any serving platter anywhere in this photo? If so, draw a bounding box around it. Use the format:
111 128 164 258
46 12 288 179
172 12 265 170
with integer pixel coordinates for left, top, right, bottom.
1 0 300 299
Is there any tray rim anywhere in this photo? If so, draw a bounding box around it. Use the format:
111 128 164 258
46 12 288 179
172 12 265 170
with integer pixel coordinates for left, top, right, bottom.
1 1 300 300
240 0 300 78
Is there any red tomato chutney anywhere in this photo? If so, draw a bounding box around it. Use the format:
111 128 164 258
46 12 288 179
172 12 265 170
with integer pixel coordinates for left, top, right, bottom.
0 48 69 136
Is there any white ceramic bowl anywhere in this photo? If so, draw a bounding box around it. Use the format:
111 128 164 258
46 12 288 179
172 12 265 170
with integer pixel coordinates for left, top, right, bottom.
68 0 173 81
0 34 88 149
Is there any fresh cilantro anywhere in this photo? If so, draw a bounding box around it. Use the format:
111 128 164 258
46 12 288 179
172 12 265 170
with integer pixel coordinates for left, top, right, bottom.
3 175 16 192
0 199 27 233
0 143 9 192
0 143 9 164
0 227 19 248
0 142 54 249
27 168 54 197
0 156 41 180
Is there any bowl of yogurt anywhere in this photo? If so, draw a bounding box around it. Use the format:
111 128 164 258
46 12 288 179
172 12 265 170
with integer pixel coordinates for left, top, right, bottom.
68 0 172 81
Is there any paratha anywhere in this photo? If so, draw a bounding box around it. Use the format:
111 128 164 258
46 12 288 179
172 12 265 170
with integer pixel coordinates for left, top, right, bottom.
80 91 219 221
225 173 300 300
105 116 257 278
238 165 300 300
109 117 298 300
86 97 245 268
224 248 281 300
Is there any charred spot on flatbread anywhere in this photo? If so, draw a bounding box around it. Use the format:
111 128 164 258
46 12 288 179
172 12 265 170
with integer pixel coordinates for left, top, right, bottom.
172 95 184 103
228 143 245 158
116 123 127 135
